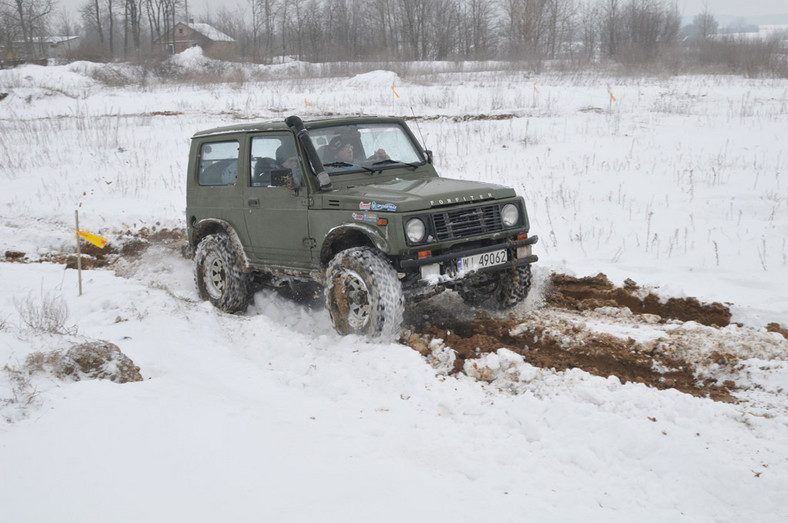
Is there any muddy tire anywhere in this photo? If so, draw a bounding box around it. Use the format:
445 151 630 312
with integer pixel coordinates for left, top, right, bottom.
457 264 532 310
494 264 532 308
325 247 404 339
194 233 253 313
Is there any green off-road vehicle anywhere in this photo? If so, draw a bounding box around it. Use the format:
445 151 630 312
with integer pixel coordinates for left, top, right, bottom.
186 115 538 339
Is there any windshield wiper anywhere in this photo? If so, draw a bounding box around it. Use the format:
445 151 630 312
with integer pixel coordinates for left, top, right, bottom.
323 161 375 174
371 158 420 169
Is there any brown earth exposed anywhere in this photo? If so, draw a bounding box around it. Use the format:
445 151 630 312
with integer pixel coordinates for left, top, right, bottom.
402 273 752 402
546 273 732 327
3 226 185 269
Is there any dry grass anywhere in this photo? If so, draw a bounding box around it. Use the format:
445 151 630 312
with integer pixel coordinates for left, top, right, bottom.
13 288 74 335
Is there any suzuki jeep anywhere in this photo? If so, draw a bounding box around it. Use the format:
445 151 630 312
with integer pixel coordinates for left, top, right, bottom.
186 115 538 339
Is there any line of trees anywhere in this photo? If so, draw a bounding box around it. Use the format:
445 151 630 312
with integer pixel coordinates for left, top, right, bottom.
75 0 182 60
206 0 686 65
2 0 786 76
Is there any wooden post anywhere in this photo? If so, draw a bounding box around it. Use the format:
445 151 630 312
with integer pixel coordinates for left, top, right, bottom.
75 210 82 296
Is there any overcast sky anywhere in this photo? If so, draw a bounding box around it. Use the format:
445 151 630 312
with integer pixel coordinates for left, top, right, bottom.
677 0 787 16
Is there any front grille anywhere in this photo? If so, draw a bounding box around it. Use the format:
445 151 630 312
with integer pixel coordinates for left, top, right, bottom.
431 204 502 240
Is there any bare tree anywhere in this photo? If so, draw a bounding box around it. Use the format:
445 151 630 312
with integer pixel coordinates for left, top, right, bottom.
54 6 80 37
617 0 680 64
107 0 114 55
286 0 307 60
430 0 457 59
80 0 115 57
692 7 718 41
578 0 600 62
367 0 400 59
82 0 105 48
145 0 181 55
601 0 620 58
457 0 496 59
124 0 143 58
1 3 18 54
502 0 556 61
302 0 325 61
256 0 279 62
246 0 262 60
7 0 53 59
543 0 578 59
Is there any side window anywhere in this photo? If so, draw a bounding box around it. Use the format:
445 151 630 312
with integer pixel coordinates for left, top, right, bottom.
250 134 301 187
198 141 239 186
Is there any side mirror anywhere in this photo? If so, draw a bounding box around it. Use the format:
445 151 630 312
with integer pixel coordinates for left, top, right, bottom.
425 150 433 164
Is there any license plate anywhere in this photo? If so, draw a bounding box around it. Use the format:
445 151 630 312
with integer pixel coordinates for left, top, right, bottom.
458 249 507 274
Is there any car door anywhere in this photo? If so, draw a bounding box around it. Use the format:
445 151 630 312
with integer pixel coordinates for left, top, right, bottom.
242 133 312 268
190 137 246 240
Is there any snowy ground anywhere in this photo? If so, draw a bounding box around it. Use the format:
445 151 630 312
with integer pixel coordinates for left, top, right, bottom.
1 51 787 521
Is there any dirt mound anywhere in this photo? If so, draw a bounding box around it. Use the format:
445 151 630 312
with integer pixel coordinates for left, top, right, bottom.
546 273 731 327
767 322 788 341
25 341 142 383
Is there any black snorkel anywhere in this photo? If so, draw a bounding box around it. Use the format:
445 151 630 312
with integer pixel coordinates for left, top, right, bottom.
285 115 333 192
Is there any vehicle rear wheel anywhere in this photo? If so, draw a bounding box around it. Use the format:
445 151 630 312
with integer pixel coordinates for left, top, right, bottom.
325 247 404 339
194 233 253 313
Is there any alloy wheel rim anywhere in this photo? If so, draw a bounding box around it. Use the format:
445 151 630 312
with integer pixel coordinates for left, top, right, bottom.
205 253 226 300
342 270 370 330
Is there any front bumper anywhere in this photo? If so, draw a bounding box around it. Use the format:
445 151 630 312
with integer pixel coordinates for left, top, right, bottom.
399 235 539 278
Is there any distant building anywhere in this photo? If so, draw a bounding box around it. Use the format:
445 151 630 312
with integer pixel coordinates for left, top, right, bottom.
1 36 79 64
154 22 237 60
37 36 80 59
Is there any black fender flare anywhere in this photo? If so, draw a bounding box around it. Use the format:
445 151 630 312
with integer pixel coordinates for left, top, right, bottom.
320 224 390 267
190 219 252 272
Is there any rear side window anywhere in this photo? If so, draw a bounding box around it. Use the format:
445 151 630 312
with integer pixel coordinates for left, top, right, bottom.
198 141 239 186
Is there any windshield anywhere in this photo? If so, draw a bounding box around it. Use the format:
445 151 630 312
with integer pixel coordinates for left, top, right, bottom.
308 122 425 175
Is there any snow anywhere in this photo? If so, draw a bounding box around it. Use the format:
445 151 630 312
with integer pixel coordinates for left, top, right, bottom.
187 22 236 43
1 55 788 521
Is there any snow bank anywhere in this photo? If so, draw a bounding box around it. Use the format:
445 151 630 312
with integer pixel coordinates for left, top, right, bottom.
342 70 402 89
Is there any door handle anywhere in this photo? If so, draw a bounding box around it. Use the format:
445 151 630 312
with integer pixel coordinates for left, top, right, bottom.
248 199 259 208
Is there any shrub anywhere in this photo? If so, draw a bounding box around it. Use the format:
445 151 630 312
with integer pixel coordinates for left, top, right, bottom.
14 289 73 334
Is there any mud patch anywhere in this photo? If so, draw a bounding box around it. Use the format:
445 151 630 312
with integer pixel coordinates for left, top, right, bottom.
116 227 186 260
401 273 781 403
3 227 187 270
405 113 519 122
546 273 731 327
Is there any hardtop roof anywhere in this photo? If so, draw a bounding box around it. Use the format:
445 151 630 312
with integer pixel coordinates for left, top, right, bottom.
191 115 407 139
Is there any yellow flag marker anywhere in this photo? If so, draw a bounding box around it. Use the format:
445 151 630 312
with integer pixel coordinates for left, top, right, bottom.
391 85 400 99
304 98 313 107
534 81 540 94
76 230 108 249
608 89 616 102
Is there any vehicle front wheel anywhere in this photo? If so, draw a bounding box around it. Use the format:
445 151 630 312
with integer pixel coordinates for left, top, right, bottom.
457 264 532 310
194 233 253 313
325 247 404 339
493 264 532 308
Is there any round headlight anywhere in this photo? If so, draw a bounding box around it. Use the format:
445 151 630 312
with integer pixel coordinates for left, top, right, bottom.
501 204 520 227
405 218 426 243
